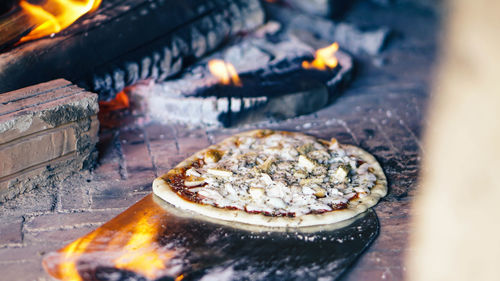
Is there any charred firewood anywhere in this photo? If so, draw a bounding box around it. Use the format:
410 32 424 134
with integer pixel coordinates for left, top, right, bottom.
0 0 17 15
140 37 352 99
283 0 356 19
0 5 35 49
0 0 265 101
129 35 354 127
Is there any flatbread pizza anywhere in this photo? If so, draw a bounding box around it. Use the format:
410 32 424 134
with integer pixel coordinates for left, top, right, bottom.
153 130 387 228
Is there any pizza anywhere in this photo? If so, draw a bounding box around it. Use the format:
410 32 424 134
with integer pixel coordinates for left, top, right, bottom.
153 130 387 228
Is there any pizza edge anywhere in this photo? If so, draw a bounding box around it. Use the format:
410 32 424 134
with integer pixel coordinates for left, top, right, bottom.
152 130 387 228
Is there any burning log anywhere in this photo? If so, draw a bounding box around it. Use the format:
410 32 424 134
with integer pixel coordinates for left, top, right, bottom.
0 79 99 202
0 0 102 49
0 0 265 101
0 6 36 49
140 38 346 99
130 35 353 127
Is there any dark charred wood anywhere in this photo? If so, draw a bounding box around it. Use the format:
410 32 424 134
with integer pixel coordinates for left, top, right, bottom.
0 0 17 15
0 6 36 50
200 62 339 98
283 0 356 19
0 0 265 101
149 37 352 99
128 33 354 127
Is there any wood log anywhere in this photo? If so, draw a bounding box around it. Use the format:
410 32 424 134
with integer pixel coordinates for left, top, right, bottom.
0 6 35 50
282 0 355 19
0 0 265 101
0 0 18 15
140 36 352 99
128 33 353 127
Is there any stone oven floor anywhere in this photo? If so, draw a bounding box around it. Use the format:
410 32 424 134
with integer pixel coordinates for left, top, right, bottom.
0 2 438 280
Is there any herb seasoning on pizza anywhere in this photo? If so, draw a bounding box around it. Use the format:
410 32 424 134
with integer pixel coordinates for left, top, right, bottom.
153 130 387 228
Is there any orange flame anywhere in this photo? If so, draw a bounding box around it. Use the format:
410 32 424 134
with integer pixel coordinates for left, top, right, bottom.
99 90 130 112
112 215 173 279
302 42 339 70
47 230 103 281
208 59 242 86
19 0 102 43
43 197 175 280
40 195 182 281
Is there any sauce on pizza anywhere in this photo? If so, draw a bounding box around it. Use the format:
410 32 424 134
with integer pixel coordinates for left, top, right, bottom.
165 131 378 217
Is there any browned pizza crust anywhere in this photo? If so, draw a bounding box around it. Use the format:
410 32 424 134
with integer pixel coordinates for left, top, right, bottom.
153 130 387 228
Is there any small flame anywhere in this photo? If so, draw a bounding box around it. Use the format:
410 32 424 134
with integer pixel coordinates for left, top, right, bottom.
47 230 102 281
208 59 242 86
99 90 130 112
19 0 102 43
302 42 339 70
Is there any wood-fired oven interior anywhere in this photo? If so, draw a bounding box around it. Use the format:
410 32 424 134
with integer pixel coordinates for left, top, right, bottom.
9 0 493 280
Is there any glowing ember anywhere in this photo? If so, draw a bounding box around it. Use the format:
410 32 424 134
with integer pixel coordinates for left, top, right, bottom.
19 0 101 43
302 42 339 71
208 59 242 86
99 90 130 112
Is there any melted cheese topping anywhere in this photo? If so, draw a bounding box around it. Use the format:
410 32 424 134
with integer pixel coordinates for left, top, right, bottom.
181 133 377 217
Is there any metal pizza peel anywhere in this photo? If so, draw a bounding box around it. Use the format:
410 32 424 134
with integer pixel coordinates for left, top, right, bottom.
42 194 380 281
